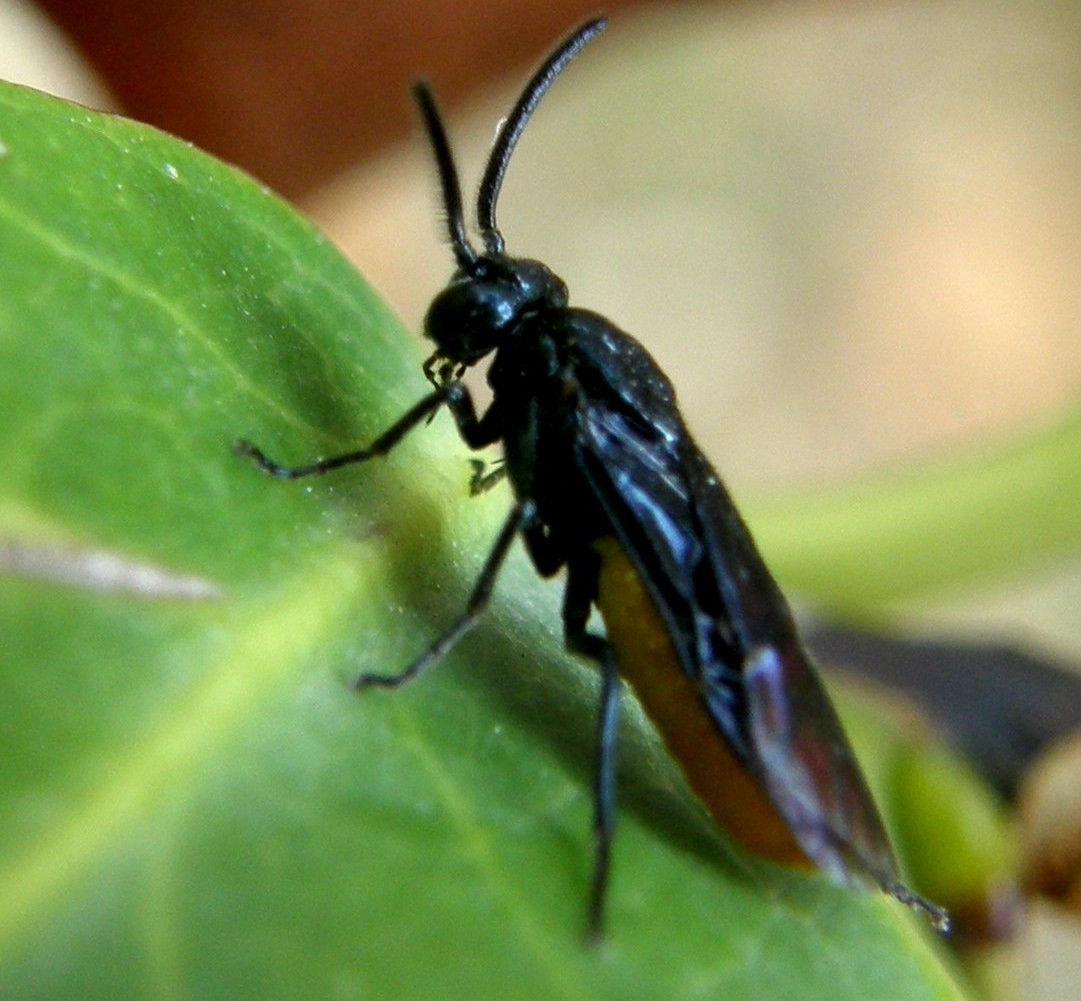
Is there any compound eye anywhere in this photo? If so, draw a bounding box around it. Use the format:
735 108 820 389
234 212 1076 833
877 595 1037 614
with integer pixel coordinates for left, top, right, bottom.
469 282 518 330
424 279 513 363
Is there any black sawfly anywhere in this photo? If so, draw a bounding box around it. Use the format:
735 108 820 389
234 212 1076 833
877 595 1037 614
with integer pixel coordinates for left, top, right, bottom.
236 16 949 939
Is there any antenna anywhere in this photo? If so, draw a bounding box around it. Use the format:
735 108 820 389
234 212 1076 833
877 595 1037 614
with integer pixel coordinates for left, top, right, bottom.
413 81 477 270
476 17 607 255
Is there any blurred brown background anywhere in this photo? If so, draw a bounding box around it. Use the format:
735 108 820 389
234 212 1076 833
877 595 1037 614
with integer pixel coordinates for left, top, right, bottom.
35 0 657 200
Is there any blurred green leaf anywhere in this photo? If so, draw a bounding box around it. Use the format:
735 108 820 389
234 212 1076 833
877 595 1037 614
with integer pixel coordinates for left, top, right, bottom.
830 681 1016 937
754 405 1081 612
0 83 964 1000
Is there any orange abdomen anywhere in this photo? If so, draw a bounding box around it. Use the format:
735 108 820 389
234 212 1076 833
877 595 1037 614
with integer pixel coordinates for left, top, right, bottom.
593 537 813 867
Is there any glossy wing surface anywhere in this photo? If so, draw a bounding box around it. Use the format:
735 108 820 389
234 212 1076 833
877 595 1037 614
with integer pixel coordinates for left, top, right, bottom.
569 320 900 890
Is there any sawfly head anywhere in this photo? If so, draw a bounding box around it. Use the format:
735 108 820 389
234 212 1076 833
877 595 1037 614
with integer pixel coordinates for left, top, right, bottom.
413 18 604 379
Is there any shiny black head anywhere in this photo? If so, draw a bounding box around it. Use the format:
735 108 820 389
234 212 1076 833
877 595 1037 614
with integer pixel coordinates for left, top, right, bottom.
423 255 567 371
413 18 606 383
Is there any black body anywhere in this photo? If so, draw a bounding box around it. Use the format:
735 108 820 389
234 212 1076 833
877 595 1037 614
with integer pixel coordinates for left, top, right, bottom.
236 17 948 939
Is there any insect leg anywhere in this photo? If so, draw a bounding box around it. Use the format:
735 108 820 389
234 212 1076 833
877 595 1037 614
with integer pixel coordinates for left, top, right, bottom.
234 388 451 479
236 380 502 480
589 652 621 942
467 458 508 496
519 506 565 578
563 556 622 941
442 382 503 448
352 501 526 690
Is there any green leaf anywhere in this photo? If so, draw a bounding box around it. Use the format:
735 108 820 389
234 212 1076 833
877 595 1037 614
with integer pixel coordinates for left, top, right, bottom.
0 84 963 1000
753 403 1081 612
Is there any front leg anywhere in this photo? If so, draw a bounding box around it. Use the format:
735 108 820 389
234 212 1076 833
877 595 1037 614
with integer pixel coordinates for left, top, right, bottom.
443 381 503 449
235 381 502 479
235 388 451 479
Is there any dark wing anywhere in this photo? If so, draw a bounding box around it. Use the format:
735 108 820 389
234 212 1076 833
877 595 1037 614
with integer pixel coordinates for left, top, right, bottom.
569 319 901 893
680 444 901 890
566 309 779 761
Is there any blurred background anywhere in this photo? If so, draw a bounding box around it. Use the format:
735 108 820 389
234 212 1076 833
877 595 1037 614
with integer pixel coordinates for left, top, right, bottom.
4 0 1080 486
2 1 1080 997
6 0 1077 662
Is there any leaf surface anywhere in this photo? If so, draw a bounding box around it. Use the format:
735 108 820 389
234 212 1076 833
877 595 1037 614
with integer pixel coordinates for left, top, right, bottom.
0 84 963 1001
